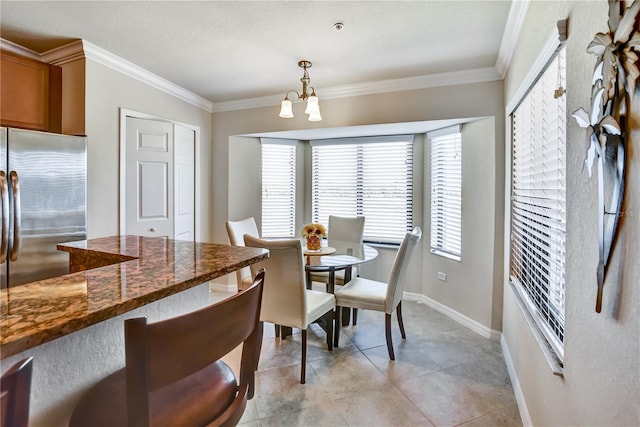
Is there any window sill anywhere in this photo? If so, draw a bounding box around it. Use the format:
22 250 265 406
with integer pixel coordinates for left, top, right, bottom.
508 280 564 377
430 248 461 262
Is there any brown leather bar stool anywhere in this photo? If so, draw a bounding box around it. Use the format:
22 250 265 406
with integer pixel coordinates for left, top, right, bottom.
1 356 33 427
69 270 265 427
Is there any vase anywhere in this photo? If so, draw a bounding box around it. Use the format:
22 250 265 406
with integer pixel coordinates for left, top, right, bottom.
306 236 321 250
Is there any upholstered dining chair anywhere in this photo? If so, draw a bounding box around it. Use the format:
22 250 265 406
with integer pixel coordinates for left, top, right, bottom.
334 227 422 360
226 217 260 291
69 271 266 427
310 215 365 323
1 356 33 427
244 235 335 384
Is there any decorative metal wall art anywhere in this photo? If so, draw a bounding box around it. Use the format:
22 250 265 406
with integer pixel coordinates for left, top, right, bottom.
572 0 639 312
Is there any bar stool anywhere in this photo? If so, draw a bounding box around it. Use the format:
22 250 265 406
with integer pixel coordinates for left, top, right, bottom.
1 356 33 427
69 271 265 426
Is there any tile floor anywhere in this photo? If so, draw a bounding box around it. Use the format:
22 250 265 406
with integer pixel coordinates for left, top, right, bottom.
212 290 523 427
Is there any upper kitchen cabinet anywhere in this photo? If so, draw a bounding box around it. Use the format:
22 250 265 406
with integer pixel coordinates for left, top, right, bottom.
1 50 62 133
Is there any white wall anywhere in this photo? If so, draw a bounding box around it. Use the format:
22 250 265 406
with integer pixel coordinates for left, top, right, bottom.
502 1 639 425
215 80 505 332
84 59 212 241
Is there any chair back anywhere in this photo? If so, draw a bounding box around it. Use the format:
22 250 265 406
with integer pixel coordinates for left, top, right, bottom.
243 236 308 330
226 217 260 289
328 215 365 258
0 357 33 427
124 270 265 426
385 227 422 313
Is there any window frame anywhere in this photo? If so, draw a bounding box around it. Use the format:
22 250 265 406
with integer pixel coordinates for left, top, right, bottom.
505 32 567 369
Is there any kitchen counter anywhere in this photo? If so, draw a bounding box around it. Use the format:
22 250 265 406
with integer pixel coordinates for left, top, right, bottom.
0 235 269 359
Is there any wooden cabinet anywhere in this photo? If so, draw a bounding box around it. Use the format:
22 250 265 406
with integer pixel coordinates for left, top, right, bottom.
1 50 62 132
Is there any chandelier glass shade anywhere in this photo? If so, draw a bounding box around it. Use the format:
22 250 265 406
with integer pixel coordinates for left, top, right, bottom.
279 60 322 121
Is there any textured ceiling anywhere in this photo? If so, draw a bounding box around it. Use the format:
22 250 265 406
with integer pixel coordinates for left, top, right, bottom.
0 1 513 106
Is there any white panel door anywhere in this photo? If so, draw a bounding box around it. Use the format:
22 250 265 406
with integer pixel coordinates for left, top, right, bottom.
125 117 174 237
174 124 195 241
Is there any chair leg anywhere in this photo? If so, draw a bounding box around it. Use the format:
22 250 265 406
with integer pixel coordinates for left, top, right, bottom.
325 310 334 351
352 308 358 325
301 330 307 384
385 313 395 360
396 301 406 339
334 306 342 348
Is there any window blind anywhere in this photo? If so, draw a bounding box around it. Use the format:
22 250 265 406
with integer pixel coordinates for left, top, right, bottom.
261 140 296 239
510 47 566 357
429 126 462 260
311 135 413 244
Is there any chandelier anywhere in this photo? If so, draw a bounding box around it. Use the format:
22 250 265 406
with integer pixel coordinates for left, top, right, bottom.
279 60 322 121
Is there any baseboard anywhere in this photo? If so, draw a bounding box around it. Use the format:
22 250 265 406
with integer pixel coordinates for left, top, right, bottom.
403 291 502 340
501 334 533 427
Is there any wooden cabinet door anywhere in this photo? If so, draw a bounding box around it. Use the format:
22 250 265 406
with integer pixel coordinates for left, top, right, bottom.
0 50 61 132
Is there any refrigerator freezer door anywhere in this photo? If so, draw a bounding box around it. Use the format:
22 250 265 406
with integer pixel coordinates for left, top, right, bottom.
7 128 87 286
1 127 6 288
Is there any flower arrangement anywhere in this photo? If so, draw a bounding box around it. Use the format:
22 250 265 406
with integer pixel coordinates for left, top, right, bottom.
301 223 326 250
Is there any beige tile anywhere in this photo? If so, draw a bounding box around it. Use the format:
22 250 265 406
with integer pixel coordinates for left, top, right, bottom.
309 350 390 400
331 386 435 426
396 368 498 426
228 300 520 427
362 341 445 384
238 399 261 424
259 401 348 427
459 404 523 427
252 363 334 419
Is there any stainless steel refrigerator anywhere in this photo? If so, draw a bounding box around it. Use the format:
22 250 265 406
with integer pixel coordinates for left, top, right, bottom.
0 127 87 288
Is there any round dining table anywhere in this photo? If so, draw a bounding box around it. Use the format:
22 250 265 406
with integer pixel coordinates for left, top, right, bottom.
304 244 379 293
305 244 378 326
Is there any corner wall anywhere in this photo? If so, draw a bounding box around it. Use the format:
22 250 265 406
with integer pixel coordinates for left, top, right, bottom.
502 2 639 425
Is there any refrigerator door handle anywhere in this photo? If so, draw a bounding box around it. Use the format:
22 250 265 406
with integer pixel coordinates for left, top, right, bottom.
0 171 8 262
9 171 21 262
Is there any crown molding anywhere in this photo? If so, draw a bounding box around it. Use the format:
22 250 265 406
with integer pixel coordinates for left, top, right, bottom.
80 40 213 112
1 38 213 113
212 66 502 113
0 38 41 60
495 0 530 77
41 40 85 65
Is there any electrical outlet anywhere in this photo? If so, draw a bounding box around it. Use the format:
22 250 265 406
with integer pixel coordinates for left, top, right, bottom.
437 271 447 282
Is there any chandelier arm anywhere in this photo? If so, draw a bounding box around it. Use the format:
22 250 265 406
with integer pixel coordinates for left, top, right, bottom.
284 90 301 102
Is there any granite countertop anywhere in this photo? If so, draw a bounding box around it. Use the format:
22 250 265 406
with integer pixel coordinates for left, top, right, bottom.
0 235 269 359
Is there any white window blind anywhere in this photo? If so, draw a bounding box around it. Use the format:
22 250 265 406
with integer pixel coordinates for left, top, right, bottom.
510 46 566 357
311 135 413 244
261 139 296 239
429 126 462 261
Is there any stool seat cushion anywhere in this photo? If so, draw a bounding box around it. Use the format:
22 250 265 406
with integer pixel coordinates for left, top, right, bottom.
70 360 237 427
